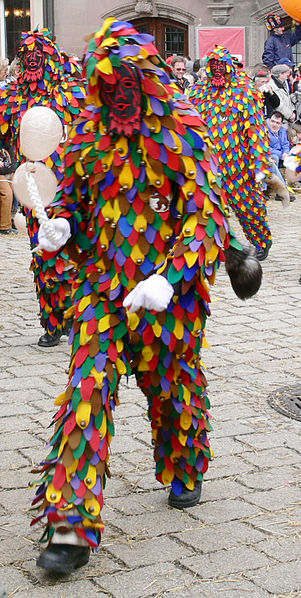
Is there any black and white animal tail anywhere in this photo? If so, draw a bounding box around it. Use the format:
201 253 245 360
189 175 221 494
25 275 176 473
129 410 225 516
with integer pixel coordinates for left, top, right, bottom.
224 245 262 300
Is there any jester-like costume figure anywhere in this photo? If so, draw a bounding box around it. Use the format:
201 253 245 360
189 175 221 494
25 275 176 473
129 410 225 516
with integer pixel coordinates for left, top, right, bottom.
30 19 264 574
189 46 272 261
0 28 86 346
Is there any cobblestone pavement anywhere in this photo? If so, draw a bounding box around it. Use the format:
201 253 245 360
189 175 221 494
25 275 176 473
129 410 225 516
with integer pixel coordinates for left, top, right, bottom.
0 199 300 598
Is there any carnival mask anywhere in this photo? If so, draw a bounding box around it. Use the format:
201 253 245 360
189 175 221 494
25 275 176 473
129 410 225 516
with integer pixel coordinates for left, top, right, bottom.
23 46 45 81
210 59 227 87
100 63 141 136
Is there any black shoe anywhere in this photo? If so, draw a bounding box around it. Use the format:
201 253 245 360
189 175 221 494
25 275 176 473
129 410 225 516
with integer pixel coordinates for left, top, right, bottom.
274 194 282 201
38 331 62 347
289 195 296 202
0 228 18 234
37 544 90 574
168 481 202 509
256 241 272 262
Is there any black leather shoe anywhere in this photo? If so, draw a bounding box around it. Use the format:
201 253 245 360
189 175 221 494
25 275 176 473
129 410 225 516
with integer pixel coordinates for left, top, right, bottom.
168 481 202 509
38 331 62 347
256 240 272 262
37 544 90 574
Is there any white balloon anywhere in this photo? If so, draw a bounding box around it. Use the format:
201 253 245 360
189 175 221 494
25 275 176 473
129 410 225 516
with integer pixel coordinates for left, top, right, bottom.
14 211 27 233
13 162 58 208
20 106 63 161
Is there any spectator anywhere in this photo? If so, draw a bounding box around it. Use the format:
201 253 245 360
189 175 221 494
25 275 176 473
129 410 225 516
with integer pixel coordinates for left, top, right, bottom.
6 57 21 83
253 69 280 118
0 58 9 89
170 55 186 90
262 13 301 69
267 110 290 165
0 146 17 234
269 64 295 125
267 110 295 201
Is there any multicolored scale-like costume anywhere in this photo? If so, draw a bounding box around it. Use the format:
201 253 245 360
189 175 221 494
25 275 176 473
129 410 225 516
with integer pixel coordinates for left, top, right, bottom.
0 29 86 338
30 20 266 549
189 46 272 252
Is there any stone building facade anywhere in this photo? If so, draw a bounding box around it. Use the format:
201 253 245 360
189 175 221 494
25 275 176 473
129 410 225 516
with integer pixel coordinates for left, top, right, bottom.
1 0 300 68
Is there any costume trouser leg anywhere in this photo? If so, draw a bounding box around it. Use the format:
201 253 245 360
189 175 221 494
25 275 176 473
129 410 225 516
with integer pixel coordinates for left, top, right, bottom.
226 180 272 250
130 295 212 495
32 253 74 336
31 294 131 548
31 290 212 546
25 208 74 336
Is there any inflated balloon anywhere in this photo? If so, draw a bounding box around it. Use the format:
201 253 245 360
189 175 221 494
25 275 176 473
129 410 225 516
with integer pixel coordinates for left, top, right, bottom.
20 106 63 161
14 211 27 233
278 0 301 22
13 161 58 208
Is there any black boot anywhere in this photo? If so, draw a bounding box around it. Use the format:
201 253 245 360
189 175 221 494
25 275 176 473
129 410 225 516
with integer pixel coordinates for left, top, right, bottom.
256 240 272 262
38 331 62 347
37 544 90 574
168 481 202 509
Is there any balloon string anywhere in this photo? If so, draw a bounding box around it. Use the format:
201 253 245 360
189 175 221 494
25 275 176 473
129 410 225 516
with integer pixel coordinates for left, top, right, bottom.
25 170 59 252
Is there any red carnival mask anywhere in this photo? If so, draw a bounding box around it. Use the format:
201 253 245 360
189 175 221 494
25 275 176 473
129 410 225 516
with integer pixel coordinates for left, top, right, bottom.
100 63 141 136
23 46 45 81
210 59 227 87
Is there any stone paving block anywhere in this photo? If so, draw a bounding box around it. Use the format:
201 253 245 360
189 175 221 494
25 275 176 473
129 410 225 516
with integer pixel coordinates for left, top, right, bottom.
184 545 273 578
108 488 168 517
234 431 301 451
174 520 265 553
187 497 261 523
95 562 197 598
0 431 43 452
244 561 301 594
182 579 270 598
235 470 297 491
255 537 301 563
209 420 254 438
242 446 300 468
245 485 300 511
200 478 252 501
245 511 300 537
205 455 253 480
106 508 197 539
0 468 30 490
105 536 194 568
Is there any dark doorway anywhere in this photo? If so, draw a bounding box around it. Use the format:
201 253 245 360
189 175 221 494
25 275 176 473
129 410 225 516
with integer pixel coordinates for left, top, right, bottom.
4 0 30 61
132 17 188 59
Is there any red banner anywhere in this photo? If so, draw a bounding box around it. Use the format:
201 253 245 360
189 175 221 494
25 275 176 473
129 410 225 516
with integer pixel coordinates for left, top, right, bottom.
198 27 245 66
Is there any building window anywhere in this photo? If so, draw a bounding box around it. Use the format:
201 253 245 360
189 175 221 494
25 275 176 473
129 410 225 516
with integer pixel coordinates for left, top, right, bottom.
165 26 185 57
132 17 188 59
4 0 30 60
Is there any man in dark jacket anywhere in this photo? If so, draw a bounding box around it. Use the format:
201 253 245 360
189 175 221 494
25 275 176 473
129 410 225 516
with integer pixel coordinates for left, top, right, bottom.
262 13 301 69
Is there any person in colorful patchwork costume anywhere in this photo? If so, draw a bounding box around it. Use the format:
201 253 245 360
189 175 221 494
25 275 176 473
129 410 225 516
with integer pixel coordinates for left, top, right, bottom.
189 46 273 261
0 28 86 346
30 19 265 573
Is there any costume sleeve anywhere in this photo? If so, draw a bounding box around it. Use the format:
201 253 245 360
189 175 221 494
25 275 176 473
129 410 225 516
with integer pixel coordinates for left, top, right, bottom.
241 87 271 178
262 38 276 68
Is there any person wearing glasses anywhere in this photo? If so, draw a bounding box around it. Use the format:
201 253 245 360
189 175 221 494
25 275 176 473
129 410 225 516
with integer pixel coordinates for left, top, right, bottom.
170 55 187 90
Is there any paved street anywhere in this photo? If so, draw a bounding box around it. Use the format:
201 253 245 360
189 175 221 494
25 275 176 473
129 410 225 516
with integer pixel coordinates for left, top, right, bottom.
0 199 300 598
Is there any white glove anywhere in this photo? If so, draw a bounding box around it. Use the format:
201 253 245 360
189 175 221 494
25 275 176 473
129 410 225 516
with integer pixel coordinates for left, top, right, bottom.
283 155 297 172
123 273 174 313
255 171 265 183
37 217 71 252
